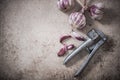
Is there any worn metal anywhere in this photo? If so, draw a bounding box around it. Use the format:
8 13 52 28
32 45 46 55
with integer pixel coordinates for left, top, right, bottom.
63 29 107 77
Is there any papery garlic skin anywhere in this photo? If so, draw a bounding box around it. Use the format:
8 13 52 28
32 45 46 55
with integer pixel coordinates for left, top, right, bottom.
57 0 75 11
89 3 104 20
94 3 104 9
69 11 86 30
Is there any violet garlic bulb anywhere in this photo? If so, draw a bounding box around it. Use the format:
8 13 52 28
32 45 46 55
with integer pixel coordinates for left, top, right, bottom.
57 0 75 11
69 10 86 30
89 3 104 20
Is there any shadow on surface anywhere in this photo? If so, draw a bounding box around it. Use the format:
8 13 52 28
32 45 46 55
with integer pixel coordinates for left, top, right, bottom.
75 35 118 79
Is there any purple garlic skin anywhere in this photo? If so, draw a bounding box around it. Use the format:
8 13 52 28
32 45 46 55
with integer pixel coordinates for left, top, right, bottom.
69 11 86 30
57 0 75 11
71 31 86 41
89 3 104 20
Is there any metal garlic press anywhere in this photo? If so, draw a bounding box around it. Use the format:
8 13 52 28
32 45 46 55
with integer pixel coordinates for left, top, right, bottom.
63 29 107 77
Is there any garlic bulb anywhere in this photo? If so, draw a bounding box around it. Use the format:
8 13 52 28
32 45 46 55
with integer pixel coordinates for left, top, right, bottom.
57 0 75 11
89 3 104 20
69 11 86 30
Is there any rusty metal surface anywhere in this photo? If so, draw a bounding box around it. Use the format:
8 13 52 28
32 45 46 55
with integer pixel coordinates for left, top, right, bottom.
0 0 120 80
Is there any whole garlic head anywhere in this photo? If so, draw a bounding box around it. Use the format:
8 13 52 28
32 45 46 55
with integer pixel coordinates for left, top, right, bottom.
89 3 104 20
69 11 86 30
57 0 75 11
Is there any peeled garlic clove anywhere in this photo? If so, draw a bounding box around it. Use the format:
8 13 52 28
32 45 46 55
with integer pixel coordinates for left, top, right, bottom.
57 0 75 11
69 11 86 30
89 3 104 20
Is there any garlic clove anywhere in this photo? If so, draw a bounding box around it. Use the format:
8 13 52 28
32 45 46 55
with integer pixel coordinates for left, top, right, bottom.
69 11 86 30
67 44 75 50
60 35 71 43
71 31 86 41
89 3 104 20
57 0 75 11
57 44 75 56
57 47 66 56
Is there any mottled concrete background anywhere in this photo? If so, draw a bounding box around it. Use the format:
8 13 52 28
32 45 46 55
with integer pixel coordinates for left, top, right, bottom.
0 0 120 80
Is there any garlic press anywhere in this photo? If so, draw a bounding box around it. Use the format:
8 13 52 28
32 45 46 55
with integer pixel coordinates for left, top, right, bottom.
63 29 107 77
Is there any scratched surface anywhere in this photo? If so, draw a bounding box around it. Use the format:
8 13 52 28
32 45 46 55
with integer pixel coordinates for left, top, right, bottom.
0 0 120 80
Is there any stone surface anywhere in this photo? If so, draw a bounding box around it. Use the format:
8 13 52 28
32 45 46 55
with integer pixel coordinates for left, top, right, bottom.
0 0 120 80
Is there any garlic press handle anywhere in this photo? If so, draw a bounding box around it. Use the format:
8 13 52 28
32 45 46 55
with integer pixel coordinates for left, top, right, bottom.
64 38 92 64
74 39 105 77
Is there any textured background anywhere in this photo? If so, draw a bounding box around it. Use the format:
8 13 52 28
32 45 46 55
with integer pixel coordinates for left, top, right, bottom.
0 0 120 80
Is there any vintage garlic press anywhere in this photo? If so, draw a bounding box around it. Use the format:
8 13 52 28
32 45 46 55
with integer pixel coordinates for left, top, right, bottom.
63 29 107 77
